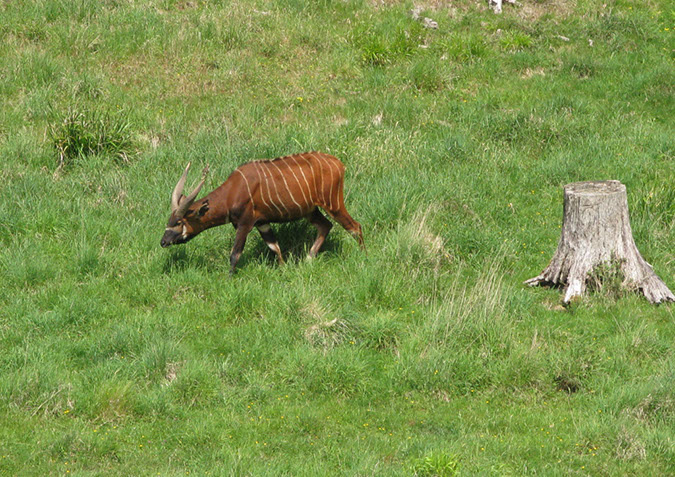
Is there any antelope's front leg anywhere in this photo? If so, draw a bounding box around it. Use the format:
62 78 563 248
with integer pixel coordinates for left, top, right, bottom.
230 223 253 275
257 224 285 264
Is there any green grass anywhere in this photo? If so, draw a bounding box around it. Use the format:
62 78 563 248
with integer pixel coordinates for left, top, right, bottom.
1 0 673 475
48 107 136 168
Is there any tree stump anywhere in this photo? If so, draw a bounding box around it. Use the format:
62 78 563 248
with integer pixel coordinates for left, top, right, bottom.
525 181 674 304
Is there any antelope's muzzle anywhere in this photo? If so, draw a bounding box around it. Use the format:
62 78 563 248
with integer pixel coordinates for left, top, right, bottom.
160 229 182 248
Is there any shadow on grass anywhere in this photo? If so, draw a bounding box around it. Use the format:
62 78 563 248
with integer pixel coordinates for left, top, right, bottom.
249 220 342 265
161 247 212 274
161 221 343 273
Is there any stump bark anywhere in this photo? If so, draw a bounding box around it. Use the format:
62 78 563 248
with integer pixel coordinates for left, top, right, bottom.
525 181 674 304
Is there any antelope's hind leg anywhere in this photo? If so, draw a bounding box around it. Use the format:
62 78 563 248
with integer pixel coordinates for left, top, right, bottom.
326 174 365 251
257 224 285 265
306 208 333 258
326 207 365 251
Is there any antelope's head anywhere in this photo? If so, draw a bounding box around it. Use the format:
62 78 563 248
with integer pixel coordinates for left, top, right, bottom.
161 163 210 248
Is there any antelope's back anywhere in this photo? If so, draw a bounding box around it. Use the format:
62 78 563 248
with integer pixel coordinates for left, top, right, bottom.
234 152 343 219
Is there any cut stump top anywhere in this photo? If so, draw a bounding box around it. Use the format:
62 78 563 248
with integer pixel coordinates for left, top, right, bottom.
565 180 625 196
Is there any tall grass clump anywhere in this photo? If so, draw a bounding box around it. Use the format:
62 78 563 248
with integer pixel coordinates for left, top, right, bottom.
48 108 136 169
355 14 425 66
410 451 460 477
440 33 489 63
500 30 533 51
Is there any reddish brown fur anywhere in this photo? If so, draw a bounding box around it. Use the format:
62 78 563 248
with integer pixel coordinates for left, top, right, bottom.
162 151 364 273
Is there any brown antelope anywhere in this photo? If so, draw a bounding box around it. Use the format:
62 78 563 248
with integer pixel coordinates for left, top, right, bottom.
161 151 365 273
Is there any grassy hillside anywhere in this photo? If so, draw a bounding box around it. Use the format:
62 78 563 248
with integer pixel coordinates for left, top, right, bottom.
0 0 673 474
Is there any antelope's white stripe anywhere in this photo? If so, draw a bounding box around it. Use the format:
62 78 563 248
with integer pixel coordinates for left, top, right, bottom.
252 162 280 216
269 160 303 213
331 158 342 210
300 156 319 202
318 153 335 210
235 169 255 212
291 157 314 204
339 174 345 207
335 171 343 209
259 163 283 216
262 162 290 216
309 152 326 209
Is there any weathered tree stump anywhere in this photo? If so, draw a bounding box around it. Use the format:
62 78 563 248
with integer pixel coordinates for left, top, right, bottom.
525 181 674 304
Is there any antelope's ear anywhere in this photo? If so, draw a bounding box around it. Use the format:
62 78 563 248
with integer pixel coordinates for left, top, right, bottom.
196 200 209 217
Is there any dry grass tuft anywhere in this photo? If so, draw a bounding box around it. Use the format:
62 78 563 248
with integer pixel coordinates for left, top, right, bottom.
391 204 451 277
615 427 647 461
413 207 446 258
164 362 181 386
425 255 507 347
622 393 675 424
521 67 546 79
303 301 352 352
517 0 575 21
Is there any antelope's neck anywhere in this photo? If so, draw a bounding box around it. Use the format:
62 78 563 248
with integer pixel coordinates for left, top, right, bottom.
198 187 231 228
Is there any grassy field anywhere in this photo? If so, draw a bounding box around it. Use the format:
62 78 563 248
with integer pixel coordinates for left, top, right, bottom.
1 0 673 474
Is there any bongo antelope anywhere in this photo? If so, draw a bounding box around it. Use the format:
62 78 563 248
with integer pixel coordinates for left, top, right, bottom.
161 152 365 273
